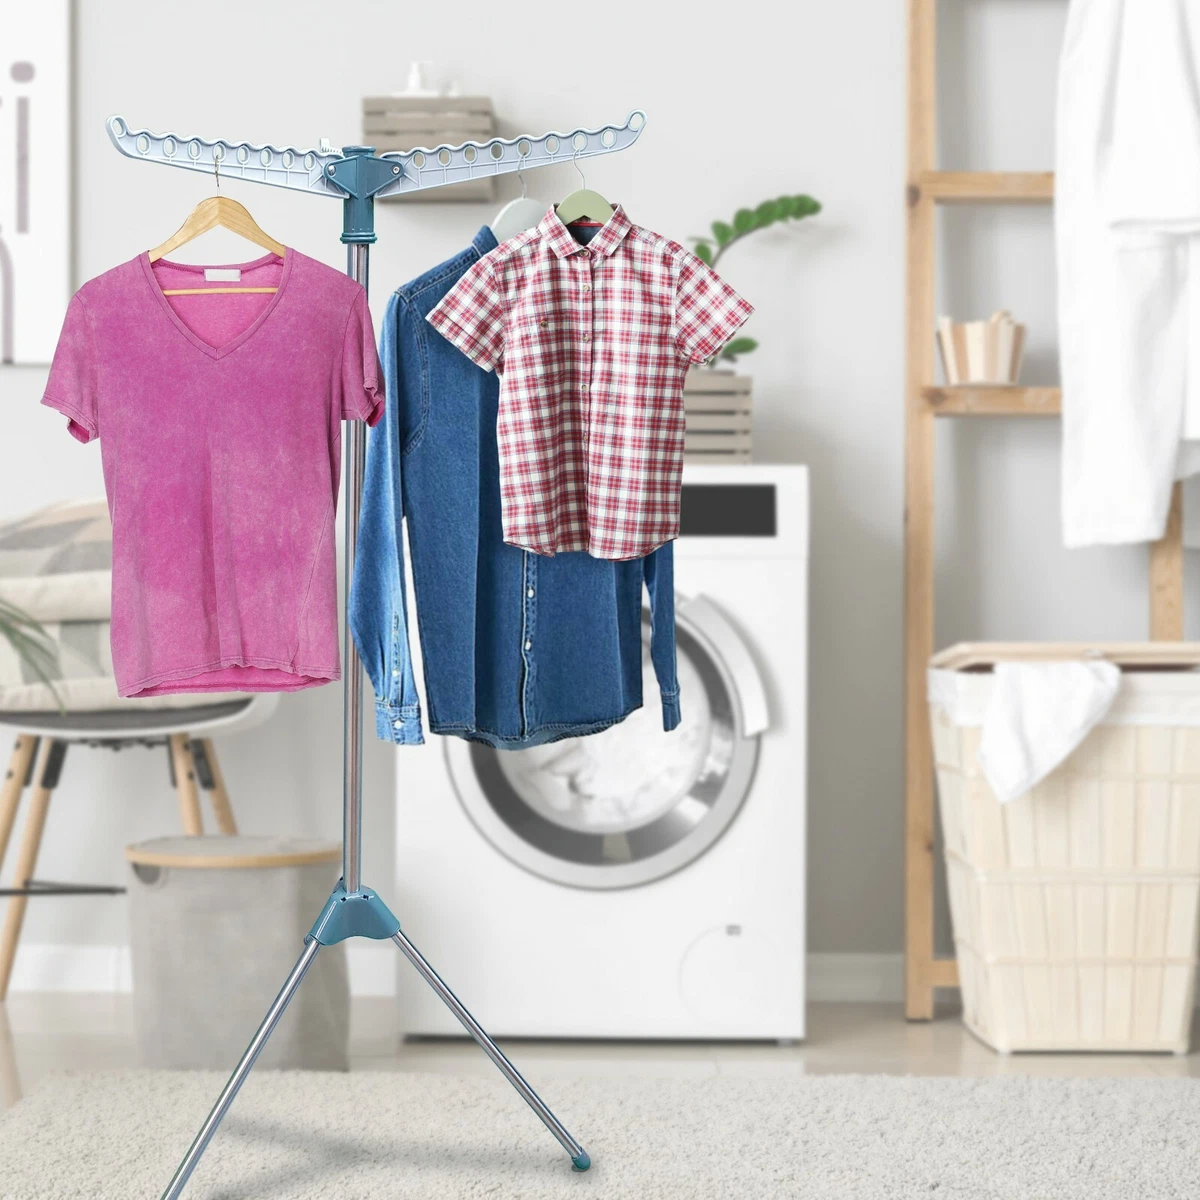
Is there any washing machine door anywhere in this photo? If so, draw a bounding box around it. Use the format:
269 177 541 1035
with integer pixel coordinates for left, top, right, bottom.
444 594 769 889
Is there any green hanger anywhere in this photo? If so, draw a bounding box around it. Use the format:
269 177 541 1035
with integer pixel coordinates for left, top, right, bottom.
555 154 614 227
556 189 614 226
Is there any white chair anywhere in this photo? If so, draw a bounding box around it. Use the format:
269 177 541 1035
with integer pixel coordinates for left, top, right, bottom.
0 694 278 999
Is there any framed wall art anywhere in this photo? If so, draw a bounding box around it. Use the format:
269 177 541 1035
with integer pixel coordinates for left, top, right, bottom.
1 4 70 365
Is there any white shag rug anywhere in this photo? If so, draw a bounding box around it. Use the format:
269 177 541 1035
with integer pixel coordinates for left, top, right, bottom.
2 1069 1200 1199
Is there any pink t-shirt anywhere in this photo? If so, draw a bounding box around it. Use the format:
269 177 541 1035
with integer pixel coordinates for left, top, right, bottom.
41 249 383 698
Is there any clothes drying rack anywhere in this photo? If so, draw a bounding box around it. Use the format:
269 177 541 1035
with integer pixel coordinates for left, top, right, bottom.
107 108 648 1198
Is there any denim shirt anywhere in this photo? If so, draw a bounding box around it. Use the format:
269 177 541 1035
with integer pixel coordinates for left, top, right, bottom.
349 227 680 749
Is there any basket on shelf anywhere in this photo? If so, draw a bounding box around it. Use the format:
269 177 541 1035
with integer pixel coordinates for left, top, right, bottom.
683 370 752 463
364 95 496 203
937 311 1025 386
928 642 1200 1054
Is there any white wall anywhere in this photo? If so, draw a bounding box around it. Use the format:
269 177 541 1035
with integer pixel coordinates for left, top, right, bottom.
0 0 1185 977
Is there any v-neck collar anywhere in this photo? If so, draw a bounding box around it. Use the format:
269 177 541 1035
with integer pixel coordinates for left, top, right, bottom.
139 250 294 361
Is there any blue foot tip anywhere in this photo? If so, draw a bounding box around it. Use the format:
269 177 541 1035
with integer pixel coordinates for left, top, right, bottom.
572 1152 591 1172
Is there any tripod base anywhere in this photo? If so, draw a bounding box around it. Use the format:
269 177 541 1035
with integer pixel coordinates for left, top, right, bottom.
159 882 590 1199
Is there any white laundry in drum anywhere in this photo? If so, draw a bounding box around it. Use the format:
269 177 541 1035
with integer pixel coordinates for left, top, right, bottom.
393 464 808 1040
498 659 712 832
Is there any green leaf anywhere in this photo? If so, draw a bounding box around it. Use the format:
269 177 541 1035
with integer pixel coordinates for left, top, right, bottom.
791 194 821 218
711 220 733 246
732 208 756 235
754 200 781 225
0 598 65 711
693 241 714 265
723 337 758 357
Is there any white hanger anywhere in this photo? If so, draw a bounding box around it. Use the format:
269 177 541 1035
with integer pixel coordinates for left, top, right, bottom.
490 167 546 243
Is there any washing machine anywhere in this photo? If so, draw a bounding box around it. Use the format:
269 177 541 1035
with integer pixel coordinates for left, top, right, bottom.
393 463 808 1039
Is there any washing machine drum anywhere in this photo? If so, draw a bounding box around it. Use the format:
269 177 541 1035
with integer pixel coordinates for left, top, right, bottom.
445 594 769 890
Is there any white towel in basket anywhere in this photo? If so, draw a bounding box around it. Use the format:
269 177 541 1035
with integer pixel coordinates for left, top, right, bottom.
977 661 1121 803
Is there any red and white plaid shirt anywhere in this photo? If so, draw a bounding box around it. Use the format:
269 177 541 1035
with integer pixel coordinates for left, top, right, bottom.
427 205 753 560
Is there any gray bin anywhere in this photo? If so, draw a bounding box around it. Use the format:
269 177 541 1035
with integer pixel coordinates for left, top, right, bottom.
126 835 349 1071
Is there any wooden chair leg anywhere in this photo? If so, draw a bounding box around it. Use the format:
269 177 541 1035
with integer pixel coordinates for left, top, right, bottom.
169 734 203 836
0 736 38 878
195 738 237 835
0 740 60 1001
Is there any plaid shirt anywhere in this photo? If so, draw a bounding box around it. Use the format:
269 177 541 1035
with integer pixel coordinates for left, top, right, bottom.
427 205 753 560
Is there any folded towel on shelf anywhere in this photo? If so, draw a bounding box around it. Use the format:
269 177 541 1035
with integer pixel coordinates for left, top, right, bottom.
977 660 1122 803
0 498 111 621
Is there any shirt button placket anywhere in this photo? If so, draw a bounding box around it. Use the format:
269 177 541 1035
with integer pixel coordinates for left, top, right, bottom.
579 249 595 531
520 553 537 736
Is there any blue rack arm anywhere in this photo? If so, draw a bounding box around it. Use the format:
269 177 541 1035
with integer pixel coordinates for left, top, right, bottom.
105 111 648 211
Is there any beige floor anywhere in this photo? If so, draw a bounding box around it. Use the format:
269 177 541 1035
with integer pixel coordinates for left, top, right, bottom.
5 996 1200 1114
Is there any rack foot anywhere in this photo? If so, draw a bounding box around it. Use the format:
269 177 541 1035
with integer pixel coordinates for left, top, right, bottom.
156 898 590 1197
391 929 590 1171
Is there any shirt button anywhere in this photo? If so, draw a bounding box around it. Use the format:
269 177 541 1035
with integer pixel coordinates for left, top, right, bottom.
582 284 592 293
582 334 591 342
392 669 400 677
525 639 532 651
393 719 402 729
581 383 589 391
527 587 535 598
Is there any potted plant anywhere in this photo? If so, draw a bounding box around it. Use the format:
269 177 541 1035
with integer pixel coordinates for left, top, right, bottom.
683 194 820 459
689 193 820 368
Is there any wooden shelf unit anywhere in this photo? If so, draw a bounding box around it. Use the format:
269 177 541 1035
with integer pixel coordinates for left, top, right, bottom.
902 0 1186 1020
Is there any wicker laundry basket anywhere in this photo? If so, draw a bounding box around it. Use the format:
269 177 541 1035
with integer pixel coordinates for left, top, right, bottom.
928 643 1200 1054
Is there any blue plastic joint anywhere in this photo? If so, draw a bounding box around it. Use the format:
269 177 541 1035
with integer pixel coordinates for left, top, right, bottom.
307 879 401 945
571 1152 591 1172
323 145 404 245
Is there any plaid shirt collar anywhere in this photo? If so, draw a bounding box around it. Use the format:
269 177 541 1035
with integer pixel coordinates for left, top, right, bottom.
538 204 633 259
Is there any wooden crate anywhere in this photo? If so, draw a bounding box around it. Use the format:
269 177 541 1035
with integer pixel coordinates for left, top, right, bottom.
364 96 496 203
684 370 753 462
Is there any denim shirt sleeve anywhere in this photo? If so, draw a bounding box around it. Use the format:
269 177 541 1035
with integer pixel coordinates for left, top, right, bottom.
643 545 682 731
349 292 425 745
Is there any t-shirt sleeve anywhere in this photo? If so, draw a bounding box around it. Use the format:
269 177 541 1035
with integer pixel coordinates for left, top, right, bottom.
673 250 755 366
426 255 505 372
340 289 385 426
41 294 100 443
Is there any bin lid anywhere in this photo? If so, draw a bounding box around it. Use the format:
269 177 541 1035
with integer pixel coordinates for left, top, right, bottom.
931 641 1200 672
125 835 340 869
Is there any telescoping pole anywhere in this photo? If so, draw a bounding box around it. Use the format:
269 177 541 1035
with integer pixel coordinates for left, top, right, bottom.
342 238 369 894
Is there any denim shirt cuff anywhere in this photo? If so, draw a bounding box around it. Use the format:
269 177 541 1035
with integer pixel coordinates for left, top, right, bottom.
661 688 681 732
375 702 425 745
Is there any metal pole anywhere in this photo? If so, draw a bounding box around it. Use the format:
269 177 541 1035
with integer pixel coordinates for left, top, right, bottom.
160 939 321 1200
391 930 590 1170
342 242 369 895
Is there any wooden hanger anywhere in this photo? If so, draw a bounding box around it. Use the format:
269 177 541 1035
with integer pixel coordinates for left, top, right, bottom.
148 196 286 296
